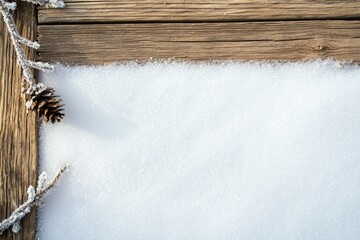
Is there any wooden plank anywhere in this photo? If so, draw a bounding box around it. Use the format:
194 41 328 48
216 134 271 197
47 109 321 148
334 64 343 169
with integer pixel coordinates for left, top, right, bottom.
38 0 360 24
38 21 360 65
0 2 38 240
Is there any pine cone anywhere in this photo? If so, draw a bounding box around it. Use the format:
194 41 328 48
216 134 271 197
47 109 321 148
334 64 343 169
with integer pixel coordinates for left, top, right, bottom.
22 82 65 123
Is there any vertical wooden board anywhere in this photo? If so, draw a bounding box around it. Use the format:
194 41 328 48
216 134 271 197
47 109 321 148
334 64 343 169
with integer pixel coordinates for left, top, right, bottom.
0 1 37 240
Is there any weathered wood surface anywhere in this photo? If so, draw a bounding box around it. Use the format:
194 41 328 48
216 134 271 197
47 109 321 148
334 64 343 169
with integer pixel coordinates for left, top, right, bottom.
38 0 360 24
0 2 38 240
38 21 360 64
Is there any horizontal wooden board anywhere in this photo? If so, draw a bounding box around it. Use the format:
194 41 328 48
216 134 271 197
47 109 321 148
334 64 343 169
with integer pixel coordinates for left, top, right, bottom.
38 0 360 24
38 21 360 64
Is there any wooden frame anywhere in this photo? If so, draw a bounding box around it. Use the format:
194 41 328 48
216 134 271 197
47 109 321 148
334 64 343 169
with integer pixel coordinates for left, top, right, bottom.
1 1 359 239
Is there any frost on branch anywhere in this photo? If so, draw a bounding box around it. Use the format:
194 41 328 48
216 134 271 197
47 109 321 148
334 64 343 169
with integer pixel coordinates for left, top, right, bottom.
22 0 65 8
0 0 65 123
0 165 69 235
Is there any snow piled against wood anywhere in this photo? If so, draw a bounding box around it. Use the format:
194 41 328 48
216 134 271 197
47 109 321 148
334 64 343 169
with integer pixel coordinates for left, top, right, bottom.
38 61 360 239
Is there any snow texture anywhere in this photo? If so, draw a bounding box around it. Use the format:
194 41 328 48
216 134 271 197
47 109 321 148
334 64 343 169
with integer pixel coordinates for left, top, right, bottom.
38 61 360 240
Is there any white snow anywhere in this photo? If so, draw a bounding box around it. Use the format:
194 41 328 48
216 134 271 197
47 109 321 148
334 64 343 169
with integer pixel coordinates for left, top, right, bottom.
38 61 360 240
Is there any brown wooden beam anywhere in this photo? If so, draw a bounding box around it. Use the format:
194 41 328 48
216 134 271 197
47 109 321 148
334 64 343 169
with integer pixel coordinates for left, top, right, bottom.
38 21 360 65
0 2 38 239
38 0 360 24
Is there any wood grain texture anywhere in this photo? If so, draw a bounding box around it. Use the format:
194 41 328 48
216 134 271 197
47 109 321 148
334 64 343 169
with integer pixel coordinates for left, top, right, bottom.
38 21 360 64
0 1 38 240
38 0 360 24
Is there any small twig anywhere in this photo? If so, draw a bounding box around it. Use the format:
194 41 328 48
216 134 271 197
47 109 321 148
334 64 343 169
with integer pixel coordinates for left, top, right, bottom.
0 165 69 235
16 34 40 50
0 0 36 83
21 0 65 8
25 60 55 72
0 0 65 123
37 165 68 200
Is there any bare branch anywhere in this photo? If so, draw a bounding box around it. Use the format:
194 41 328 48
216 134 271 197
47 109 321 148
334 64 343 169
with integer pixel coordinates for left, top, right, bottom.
0 165 69 235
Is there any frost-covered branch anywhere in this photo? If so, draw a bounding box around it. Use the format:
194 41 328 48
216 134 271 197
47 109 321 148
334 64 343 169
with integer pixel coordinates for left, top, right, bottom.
16 34 40 50
0 0 36 83
21 0 65 8
0 0 65 123
25 60 55 72
0 165 69 235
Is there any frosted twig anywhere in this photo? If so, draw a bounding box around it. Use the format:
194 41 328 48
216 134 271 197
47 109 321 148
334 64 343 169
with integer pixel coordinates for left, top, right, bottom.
21 0 65 8
36 172 47 194
0 0 62 84
25 60 55 72
0 0 65 122
0 165 69 235
16 34 40 49
4 2 16 10
0 0 35 83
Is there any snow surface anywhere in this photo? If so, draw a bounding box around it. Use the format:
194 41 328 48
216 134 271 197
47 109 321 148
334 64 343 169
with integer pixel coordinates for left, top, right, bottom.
38 61 360 240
